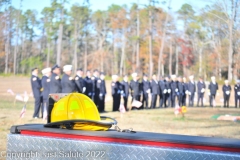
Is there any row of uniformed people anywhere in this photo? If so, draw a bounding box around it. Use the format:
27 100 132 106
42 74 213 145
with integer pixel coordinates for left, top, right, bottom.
30 65 107 118
111 73 151 111
110 73 240 111
31 65 240 118
53 65 107 113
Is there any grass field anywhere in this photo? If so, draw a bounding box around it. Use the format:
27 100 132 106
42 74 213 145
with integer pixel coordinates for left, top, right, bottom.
0 76 240 153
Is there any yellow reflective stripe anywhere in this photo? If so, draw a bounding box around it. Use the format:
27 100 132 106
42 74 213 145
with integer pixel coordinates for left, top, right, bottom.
70 101 80 110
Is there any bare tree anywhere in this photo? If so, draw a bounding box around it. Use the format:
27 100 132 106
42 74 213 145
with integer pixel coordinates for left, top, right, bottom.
136 0 140 71
206 0 240 80
168 39 172 75
56 7 63 66
157 0 171 77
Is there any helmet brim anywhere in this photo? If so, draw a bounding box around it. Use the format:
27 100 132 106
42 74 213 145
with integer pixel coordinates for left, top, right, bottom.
44 116 117 131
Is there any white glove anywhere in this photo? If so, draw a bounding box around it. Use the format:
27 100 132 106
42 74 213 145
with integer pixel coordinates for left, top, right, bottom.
163 89 167 94
237 92 240 95
188 92 191 95
99 93 103 97
82 87 86 93
201 88 205 93
146 89 151 94
226 91 230 95
185 90 189 95
175 89 178 92
168 89 171 93
208 92 211 96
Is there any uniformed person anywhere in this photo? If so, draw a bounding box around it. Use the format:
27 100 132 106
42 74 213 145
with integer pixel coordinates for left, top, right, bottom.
41 67 51 117
121 75 129 111
197 77 206 107
208 76 218 107
165 76 172 107
170 75 178 108
182 77 188 106
97 72 107 112
177 76 185 107
130 72 142 109
150 74 160 109
61 65 76 93
92 69 100 106
49 64 61 94
31 68 42 119
111 75 122 111
234 80 240 108
142 74 151 109
84 70 94 99
75 68 86 94
159 76 167 108
188 75 196 107
222 80 231 108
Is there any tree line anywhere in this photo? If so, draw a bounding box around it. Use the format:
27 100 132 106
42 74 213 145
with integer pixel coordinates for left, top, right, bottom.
0 0 240 81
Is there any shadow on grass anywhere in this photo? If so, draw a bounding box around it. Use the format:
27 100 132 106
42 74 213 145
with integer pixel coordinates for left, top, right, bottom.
180 123 238 129
173 116 186 121
0 116 7 119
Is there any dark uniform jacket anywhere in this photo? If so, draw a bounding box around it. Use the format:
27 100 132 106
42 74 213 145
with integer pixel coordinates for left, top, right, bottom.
165 80 171 93
188 81 196 94
111 81 122 96
61 74 76 93
31 75 42 98
170 81 178 95
222 85 231 95
75 75 86 93
121 80 129 97
84 76 93 96
197 81 206 94
151 80 160 94
49 73 61 93
97 79 107 95
130 80 141 97
142 80 151 94
235 84 240 96
178 82 185 94
92 76 99 95
159 80 166 95
208 82 218 95
41 75 51 100
184 82 188 92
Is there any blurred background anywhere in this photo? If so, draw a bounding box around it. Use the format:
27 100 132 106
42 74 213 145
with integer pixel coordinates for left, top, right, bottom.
0 0 239 81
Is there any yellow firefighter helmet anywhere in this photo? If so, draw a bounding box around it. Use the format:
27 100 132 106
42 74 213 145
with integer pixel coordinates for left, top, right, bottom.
45 93 117 131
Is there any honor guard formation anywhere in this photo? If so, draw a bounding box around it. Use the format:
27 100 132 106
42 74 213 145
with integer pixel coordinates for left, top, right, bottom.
31 65 240 119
